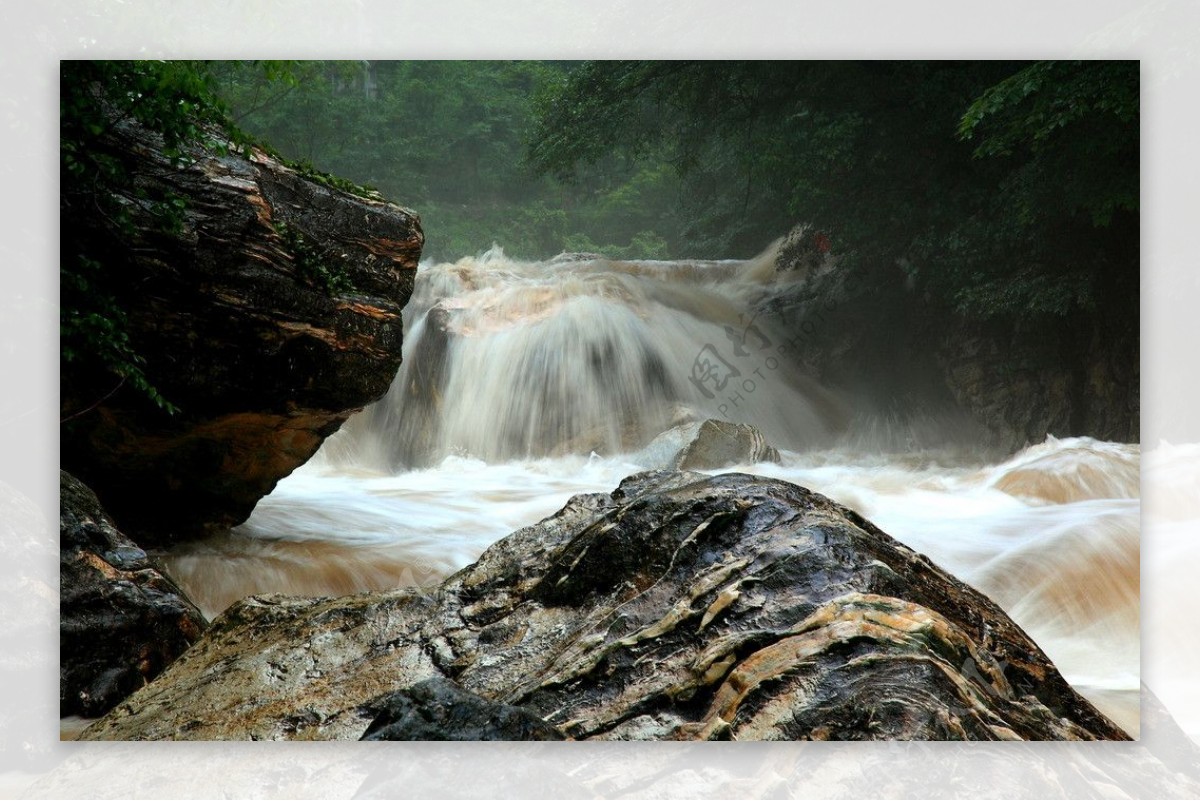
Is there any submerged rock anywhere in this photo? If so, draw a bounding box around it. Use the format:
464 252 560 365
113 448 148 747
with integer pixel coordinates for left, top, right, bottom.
635 418 781 471
379 303 455 469
360 677 565 741
80 471 1128 741
60 112 423 544
676 419 781 470
60 471 207 717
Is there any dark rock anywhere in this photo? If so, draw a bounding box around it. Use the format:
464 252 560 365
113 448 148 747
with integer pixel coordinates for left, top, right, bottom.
60 471 208 717
60 112 423 544
774 224 833 279
549 251 606 264
80 471 1127 741
936 323 1139 452
760 228 1138 450
360 677 565 741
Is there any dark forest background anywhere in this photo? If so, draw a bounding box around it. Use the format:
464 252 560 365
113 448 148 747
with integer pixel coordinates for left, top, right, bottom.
61 60 1138 410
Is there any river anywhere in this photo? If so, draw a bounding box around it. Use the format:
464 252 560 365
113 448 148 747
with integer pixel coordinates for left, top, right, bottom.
158 246 1140 737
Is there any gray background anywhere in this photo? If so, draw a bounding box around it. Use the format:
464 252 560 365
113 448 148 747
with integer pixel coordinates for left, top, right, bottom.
2 1 1195 797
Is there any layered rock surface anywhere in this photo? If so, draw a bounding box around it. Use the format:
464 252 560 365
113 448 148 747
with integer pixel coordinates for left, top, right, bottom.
81 471 1127 742
61 115 423 543
635 419 781 471
60 471 208 717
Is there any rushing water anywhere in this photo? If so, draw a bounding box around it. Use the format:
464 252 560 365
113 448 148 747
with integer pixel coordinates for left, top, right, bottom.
160 246 1140 736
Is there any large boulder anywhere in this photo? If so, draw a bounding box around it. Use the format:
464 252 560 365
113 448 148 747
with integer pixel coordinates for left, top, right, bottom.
81 471 1126 741
60 113 422 544
60 471 208 717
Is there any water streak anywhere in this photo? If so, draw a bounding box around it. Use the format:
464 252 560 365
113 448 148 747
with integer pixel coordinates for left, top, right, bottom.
160 247 1140 735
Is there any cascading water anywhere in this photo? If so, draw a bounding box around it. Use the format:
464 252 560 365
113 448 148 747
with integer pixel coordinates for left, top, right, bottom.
320 245 847 471
159 245 1140 736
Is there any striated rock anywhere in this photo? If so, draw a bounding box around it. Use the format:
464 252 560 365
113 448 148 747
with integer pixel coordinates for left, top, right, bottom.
676 419 781 470
81 471 1126 742
636 419 781 471
360 677 565 741
937 325 1139 452
60 471 207 717
60 114 423 543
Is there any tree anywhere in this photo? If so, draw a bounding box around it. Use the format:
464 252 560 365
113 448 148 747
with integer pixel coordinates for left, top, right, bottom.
527 60 1138 330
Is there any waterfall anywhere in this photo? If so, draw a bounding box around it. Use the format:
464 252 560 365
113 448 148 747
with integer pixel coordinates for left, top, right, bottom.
158 245 1141 735
320 245 848 471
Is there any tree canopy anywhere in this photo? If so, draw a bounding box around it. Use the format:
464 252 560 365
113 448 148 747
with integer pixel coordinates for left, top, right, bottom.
528 60 1138 327
209 60 681 262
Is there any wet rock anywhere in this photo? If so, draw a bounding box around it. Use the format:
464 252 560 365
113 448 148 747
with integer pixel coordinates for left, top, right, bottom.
60 471 207 717
360 677 565 741
81 471 1127 741
549 251 606 264
676 419 781 470
775 224 834 280
635 418 780 470
60 111 423 544
937 325 1139 452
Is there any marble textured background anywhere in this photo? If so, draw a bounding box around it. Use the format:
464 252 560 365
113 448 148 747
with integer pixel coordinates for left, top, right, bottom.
3 1 1196 796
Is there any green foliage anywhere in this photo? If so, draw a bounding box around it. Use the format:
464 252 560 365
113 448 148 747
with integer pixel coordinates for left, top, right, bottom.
957 60 1138 227
61 60 239 415
60 256 180 415
527 60 1138 332
290 160 383 201
273 221 356 295
208 61 692 262
934 61 1139 322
